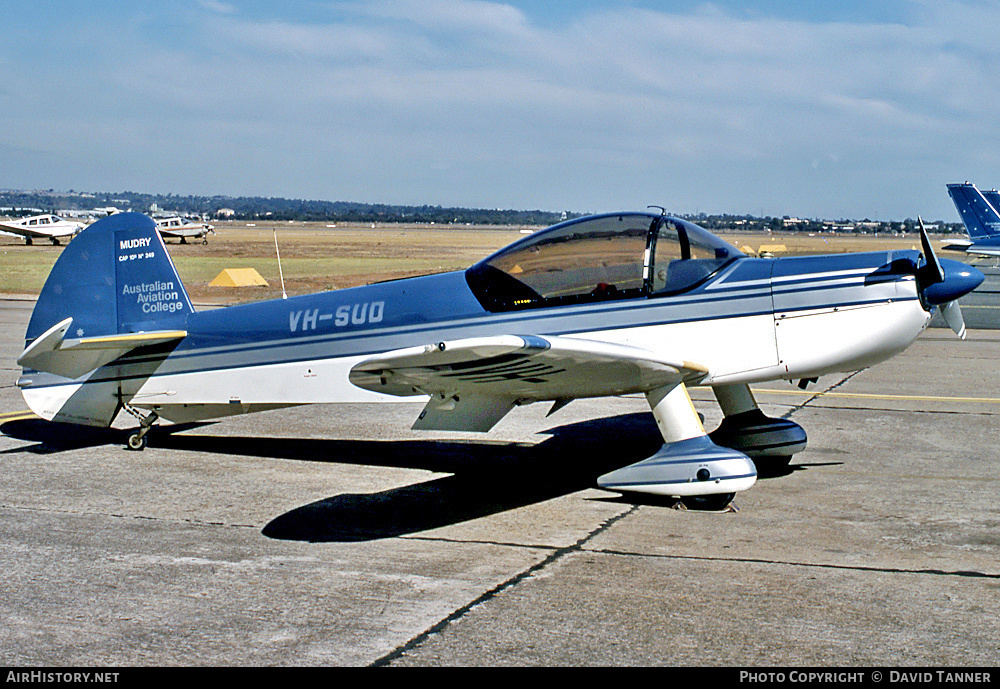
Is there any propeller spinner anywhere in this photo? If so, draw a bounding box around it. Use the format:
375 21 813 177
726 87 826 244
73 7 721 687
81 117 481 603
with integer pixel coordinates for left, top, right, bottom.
917 217 984 339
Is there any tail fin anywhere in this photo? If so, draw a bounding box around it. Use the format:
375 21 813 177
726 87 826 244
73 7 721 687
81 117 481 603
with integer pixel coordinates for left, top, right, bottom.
26 212 194 344
980 188 1000 225
946 182 1000 239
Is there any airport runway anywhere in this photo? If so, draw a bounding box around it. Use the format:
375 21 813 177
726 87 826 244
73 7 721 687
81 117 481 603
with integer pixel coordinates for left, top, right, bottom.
0 289 998 667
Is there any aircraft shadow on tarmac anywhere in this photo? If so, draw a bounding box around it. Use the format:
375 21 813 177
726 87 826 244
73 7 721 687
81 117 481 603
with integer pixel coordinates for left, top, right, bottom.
0 419 208 453
0 413 825 543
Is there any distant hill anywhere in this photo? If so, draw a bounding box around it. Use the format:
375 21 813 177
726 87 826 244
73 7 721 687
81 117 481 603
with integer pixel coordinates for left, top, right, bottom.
0 189 577 226
0 188 963 233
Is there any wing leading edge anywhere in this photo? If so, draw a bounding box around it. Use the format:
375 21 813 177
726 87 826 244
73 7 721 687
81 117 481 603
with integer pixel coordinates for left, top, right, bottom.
349 334 709 432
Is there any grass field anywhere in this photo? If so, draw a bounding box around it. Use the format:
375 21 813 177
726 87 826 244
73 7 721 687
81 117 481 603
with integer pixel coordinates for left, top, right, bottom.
0 220 942 305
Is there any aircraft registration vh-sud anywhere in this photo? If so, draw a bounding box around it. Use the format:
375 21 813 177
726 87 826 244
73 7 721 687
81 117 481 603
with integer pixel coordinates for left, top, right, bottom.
15 210 984 509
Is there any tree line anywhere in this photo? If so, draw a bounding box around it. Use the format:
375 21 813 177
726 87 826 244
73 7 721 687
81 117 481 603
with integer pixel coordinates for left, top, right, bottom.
0 189 963 232
0 189 577 226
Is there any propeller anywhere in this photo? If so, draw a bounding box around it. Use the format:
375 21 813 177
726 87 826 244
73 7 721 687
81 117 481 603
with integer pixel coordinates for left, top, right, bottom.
917 216 944 287
916 217 983 339
940 300 967 340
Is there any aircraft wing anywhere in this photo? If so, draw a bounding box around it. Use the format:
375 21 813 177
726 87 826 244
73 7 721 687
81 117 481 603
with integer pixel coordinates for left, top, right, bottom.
964 246 1000 258
349 334 709 431
0 224 62 240
158 229 203 238
18 317 187 379
940 239 973 250
941 239 1000 258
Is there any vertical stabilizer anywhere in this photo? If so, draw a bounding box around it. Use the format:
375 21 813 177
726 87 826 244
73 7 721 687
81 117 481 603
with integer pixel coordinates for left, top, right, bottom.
26 213 193 344
947 182 1000 239
980 188 1000 227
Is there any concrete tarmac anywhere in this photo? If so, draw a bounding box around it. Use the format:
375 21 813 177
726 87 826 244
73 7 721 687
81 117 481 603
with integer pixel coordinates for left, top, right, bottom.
0 299 998 667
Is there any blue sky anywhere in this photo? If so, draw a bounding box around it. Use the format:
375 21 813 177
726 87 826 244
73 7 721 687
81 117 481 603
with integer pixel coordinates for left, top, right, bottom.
3 1 999 221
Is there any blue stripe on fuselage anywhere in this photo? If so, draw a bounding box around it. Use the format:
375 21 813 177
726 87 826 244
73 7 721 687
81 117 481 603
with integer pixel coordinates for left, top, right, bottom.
24 250 922 389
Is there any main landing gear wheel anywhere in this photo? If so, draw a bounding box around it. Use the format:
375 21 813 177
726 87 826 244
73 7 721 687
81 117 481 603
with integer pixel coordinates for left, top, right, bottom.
680 492 736 511
127 433 148 451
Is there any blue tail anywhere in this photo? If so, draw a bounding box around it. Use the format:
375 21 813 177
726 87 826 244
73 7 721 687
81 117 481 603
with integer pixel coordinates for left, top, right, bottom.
26 213 194 343
947 182 1000 239
981 188 1000 224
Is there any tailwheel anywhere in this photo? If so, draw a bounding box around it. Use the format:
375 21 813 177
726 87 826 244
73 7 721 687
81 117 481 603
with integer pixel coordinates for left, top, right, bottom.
127 432 148 451
680 492 736 511
122 406 158 452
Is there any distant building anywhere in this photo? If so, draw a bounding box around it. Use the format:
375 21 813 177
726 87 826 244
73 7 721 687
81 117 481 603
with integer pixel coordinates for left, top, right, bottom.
216 208 236 218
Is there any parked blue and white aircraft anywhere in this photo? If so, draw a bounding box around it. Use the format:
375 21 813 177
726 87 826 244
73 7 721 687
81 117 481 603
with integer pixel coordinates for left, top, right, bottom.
15 211 984 509
945 182 1000 260
0 214 86 245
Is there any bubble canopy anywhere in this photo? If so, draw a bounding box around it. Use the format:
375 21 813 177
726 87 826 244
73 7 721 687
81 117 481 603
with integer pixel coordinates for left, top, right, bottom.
465 212 744 312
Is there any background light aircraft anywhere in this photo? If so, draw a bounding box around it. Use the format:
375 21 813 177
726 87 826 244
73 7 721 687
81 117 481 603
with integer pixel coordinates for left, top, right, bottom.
944 182 1000 261
16 211 983 509
155 216 215 244
0 214 85 245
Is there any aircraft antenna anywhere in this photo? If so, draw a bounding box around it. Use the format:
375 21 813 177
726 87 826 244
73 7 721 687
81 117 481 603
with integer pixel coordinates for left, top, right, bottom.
273 228 287 299
647 205 667 216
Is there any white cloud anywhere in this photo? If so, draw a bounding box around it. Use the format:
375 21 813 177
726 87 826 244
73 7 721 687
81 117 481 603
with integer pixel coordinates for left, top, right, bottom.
197 0 236 15
3 1 1000 217
363 0 531 33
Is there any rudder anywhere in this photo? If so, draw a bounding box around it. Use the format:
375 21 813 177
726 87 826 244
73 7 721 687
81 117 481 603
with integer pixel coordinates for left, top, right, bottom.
26 212 193 344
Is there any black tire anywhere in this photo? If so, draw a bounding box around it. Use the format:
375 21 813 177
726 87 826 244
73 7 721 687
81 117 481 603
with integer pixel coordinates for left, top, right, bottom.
752 455 792 477
680 492 735 511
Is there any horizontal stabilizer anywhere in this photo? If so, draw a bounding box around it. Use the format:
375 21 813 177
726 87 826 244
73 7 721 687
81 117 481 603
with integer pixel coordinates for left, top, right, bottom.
18 317 187 379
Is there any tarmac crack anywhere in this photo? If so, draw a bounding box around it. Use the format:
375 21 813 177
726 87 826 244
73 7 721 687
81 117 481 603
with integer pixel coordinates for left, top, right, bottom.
780 371 862 419
585 548 1000 580
369 504 641 667
0 503 258 530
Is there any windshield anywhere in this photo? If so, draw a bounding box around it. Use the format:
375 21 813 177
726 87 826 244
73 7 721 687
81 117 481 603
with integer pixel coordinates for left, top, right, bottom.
466 212 742 311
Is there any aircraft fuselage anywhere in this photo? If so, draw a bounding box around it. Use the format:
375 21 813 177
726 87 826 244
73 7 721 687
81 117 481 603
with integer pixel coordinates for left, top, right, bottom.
20 249 931 426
